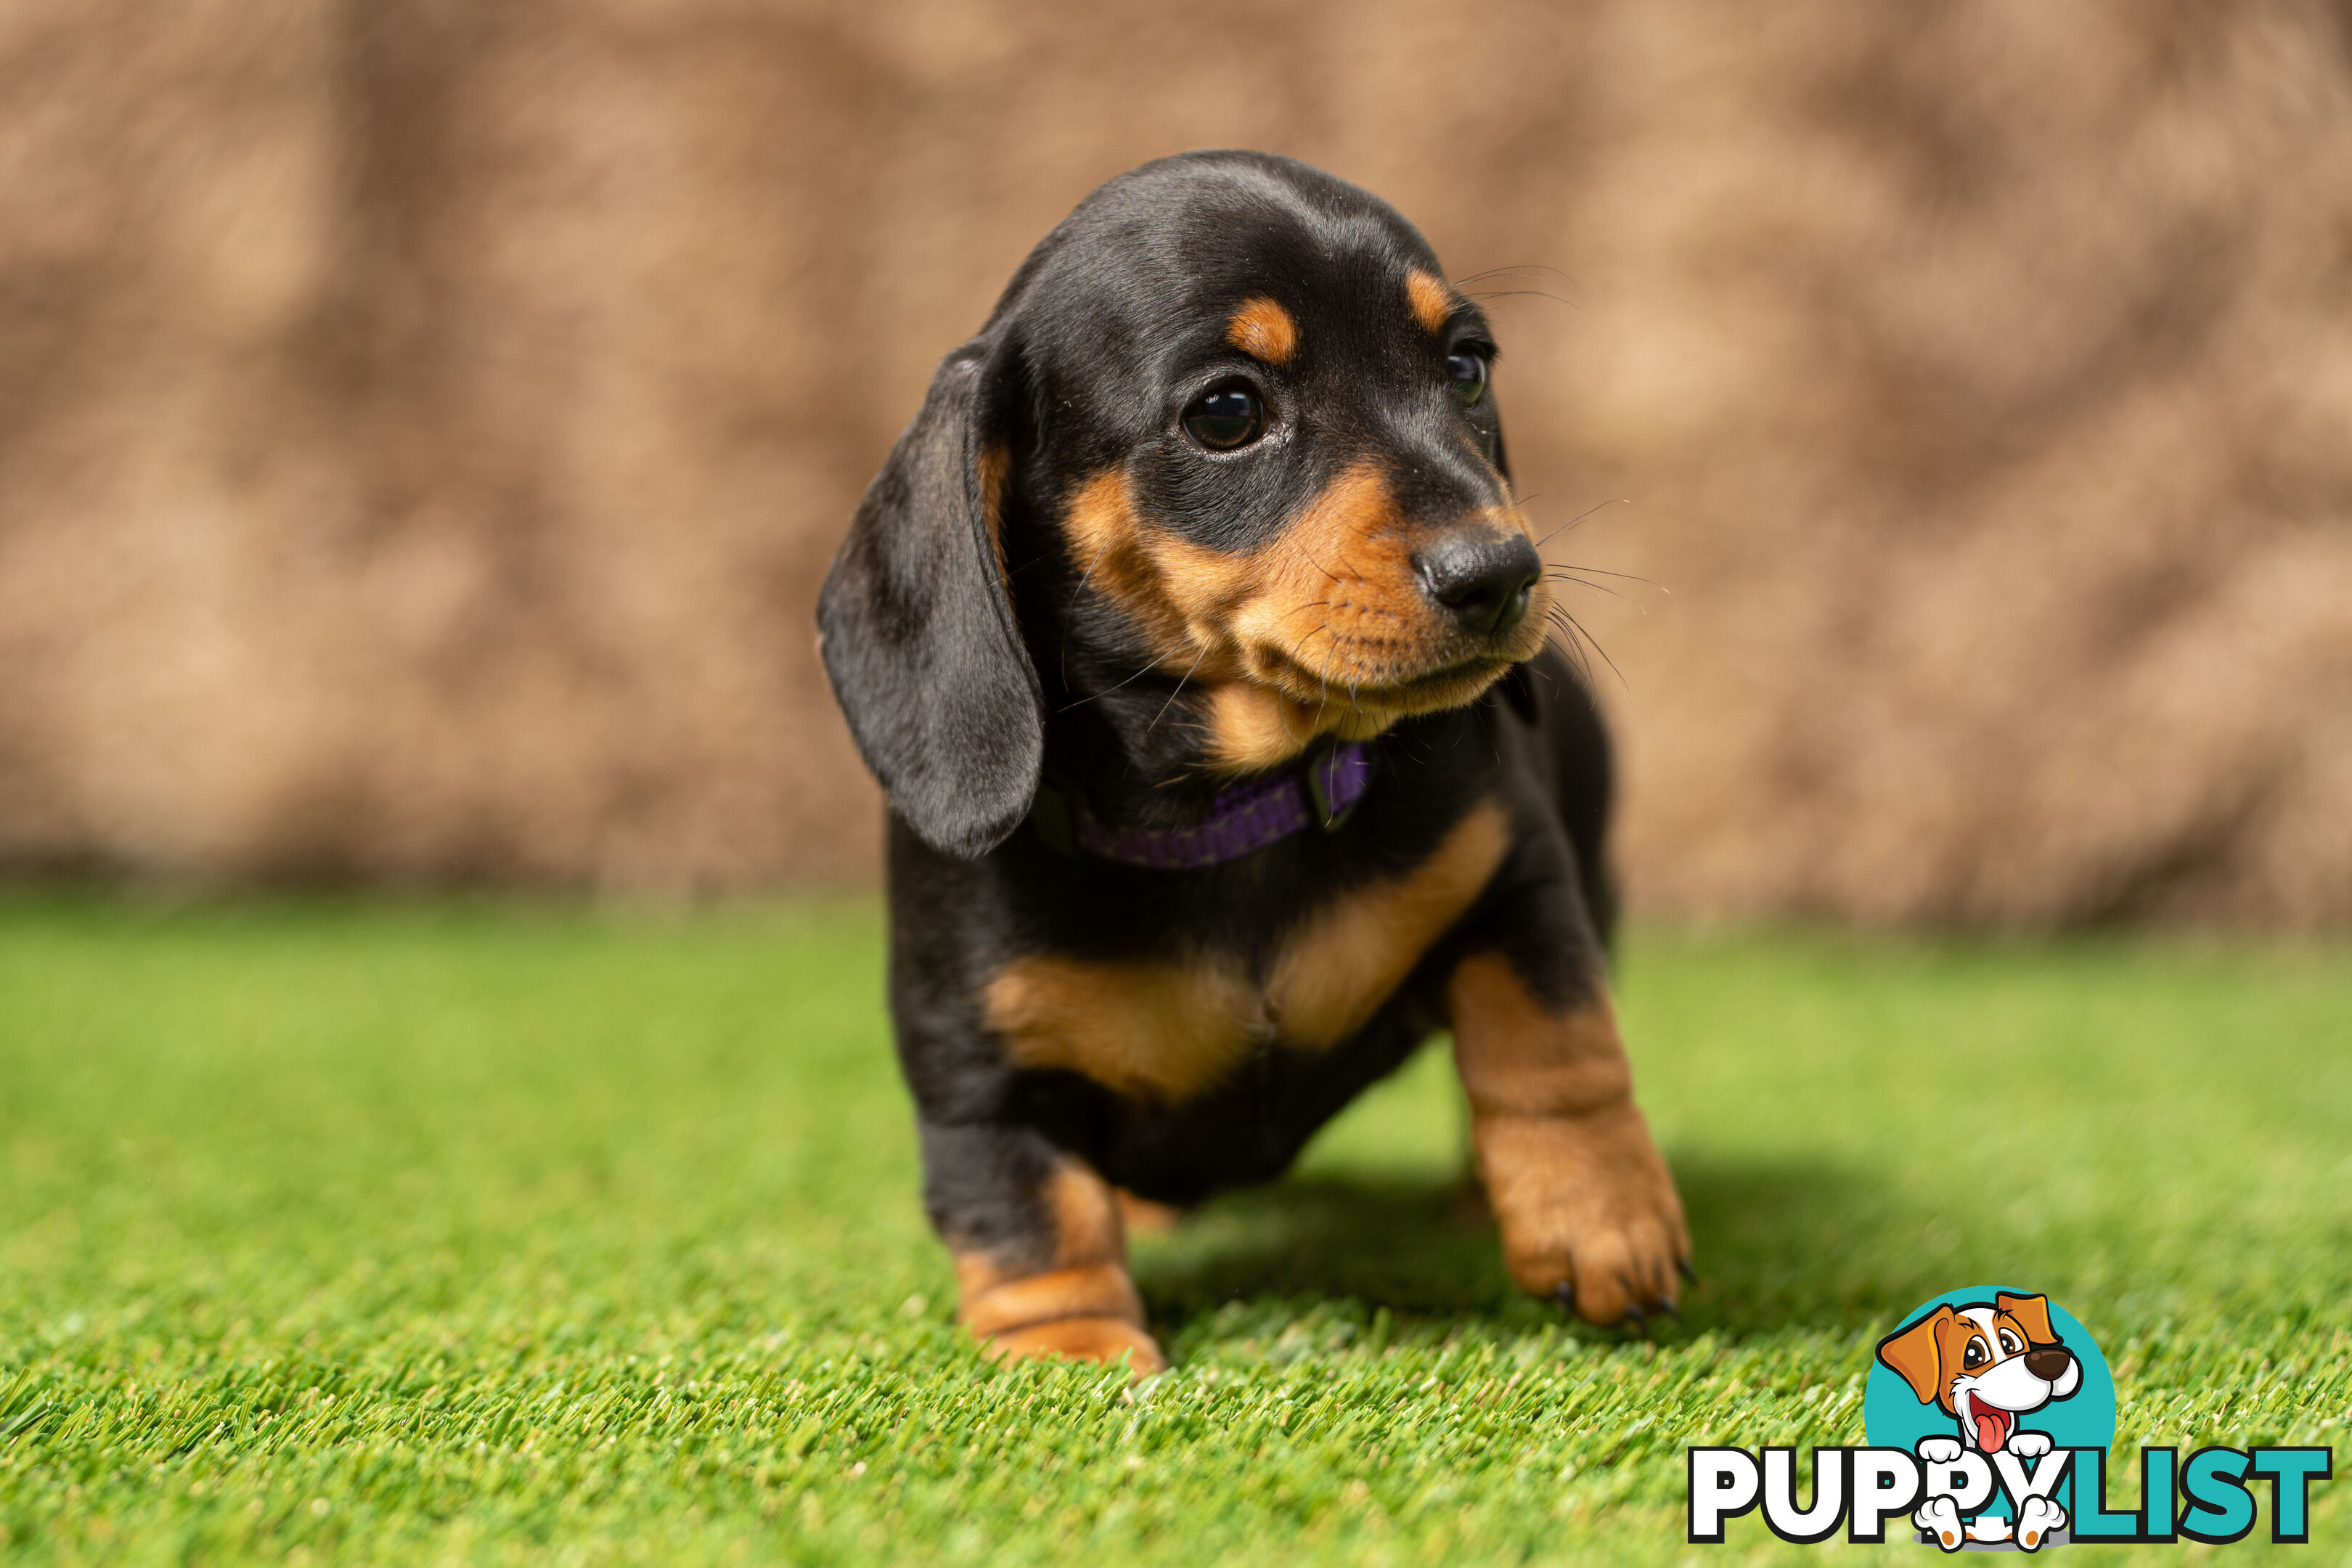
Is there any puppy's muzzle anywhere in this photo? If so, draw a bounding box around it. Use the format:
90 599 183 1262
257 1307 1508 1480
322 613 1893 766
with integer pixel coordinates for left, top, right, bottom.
1416 531 1541 639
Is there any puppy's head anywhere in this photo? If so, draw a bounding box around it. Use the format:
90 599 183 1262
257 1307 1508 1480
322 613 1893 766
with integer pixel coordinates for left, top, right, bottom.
1875 1292 2083 1452
821 151 1545 857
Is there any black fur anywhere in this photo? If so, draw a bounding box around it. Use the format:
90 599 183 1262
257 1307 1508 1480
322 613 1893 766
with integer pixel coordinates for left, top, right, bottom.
819 346 1042 859
820 151 1620 1291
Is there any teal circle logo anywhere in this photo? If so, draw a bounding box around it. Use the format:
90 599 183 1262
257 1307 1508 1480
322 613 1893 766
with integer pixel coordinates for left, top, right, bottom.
1865 1289 2117 1547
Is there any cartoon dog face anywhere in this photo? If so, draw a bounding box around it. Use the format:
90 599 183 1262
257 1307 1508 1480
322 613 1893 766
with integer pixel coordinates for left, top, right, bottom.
1876 1292 2083 1452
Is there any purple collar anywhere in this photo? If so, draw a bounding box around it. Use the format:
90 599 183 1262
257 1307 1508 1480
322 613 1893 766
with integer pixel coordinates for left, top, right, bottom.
1034 743 1373 870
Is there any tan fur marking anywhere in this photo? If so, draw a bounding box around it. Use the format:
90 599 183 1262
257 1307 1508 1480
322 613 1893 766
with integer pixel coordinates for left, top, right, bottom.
1268 801 1510 1048
1450 956 1689 1323
1061 466 1549 773
1200 684 1395 772
952 1158 1165 1376
1044 1156 1125 1262
1225 297 1299 364
1406 269 1456 334
980 1317 1164 1371
1225 464 1432 681
1450 955 1635 1116
959 1262 1140 1338
984 950 1262 1103
985 806 1508 1090
1061 471 1248 684
977 442 1011 586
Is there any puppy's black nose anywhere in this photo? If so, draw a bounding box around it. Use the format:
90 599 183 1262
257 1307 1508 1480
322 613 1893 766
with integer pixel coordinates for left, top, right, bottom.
2025 1347 2073 1381
1416 532 1541 638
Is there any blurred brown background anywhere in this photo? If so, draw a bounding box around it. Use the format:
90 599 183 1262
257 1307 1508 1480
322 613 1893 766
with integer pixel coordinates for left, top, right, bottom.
4 1 2349 925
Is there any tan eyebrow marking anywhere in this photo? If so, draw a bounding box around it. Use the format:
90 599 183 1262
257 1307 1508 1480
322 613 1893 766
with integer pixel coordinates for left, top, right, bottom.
1224 297 1299 364
1406 269 1456 334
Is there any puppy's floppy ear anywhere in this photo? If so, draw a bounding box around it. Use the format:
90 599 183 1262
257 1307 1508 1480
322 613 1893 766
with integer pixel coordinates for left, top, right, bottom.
1876 1305 1954 1406
1996 1292 2060 1346
819 340 1043 859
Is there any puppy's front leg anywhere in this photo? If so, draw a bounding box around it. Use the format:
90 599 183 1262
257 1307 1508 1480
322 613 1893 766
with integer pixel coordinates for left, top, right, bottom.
1447 952 1689 1323
918 1121 1165 1375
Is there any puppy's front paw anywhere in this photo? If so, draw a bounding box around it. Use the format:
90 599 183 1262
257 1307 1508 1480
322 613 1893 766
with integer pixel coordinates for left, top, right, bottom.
981 1317 1167 1376
1914 1495 1965 1552
960 1259 1165 1379
2006 1430 2052 1458
2015 1495 2065 1551
1474 1104 1690 1323
1917 1436 1963 1464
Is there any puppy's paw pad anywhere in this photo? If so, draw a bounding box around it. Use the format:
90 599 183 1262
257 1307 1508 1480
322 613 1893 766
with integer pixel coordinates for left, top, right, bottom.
1917 1437 1964 1464
2006 1431 2053 1458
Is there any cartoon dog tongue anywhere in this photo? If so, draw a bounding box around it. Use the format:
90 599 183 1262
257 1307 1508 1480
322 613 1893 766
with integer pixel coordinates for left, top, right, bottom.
1971 1400 2014 1451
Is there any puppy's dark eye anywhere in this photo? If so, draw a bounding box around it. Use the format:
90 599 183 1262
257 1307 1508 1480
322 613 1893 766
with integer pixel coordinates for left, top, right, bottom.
1183 384 1265 449
1447 350 1489 407
1963 1341 1988 1368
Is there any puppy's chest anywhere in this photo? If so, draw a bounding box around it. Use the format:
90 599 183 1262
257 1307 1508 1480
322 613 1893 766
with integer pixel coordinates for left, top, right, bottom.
982 802 1506 1103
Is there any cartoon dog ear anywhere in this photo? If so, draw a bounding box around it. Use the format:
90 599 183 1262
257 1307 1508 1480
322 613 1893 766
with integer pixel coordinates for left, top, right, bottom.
1996 1292 2060 1345
1876 1305 1955 1405
818 340 1044 859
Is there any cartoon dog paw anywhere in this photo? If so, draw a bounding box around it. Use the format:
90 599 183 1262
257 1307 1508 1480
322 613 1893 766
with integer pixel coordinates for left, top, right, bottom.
1918 1436 1963 1464
2006 1430 2053 1459
2015 1495 2066 1551
1914 1495 1965 1551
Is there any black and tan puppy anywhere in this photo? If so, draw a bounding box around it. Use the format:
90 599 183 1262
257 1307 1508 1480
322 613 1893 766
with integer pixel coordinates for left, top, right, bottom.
819 150 1688 1375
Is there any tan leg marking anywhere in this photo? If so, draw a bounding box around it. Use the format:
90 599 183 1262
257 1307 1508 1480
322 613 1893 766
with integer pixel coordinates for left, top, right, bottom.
1225 297 1299 364
983 950 1261 1103
1267 801 1509 1048
953 1158 1166 1376
1406 269 1457 334
977 441 1010 584
1449 954 1689 1322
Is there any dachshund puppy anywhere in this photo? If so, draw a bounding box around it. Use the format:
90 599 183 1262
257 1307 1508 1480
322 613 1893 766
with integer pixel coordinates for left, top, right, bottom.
820 150 1689 1374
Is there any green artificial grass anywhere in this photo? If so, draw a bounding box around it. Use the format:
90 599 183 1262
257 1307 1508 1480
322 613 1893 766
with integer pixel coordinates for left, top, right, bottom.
1 895 2346 1565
